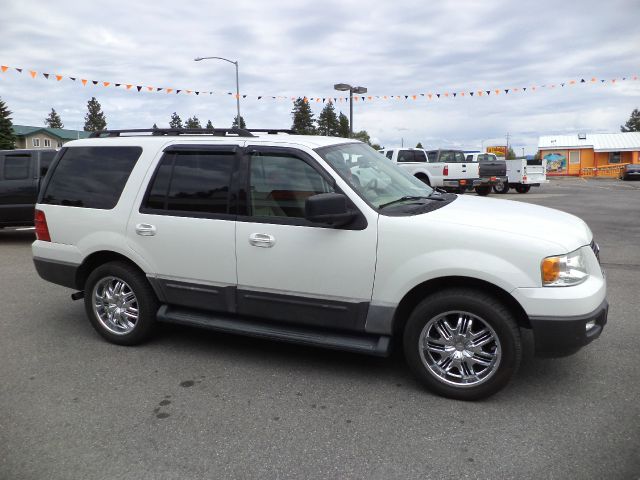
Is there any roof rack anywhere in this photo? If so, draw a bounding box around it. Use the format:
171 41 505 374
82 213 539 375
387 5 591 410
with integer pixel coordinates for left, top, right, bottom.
89 128 255 138
246 129 296 135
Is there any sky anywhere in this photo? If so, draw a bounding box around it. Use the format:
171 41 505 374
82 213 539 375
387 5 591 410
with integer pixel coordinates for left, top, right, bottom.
1 0 639 154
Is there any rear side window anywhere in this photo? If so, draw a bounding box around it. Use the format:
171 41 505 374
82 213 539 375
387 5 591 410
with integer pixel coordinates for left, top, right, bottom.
397 150 414 162
414 151 427 162
39 151 57 176
427 151 437 162
41 147 141 209
143 151 234 215
4 154 31 180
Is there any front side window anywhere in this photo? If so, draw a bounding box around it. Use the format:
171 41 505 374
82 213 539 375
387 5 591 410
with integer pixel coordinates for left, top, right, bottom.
42 146 141 209
397 150 415 162
317 143 433 209
386 151 393 160
249 153 333 218
144 151 234 214
454 152 466 163
4 154 31 180
414 151 427 162
427 151 437 162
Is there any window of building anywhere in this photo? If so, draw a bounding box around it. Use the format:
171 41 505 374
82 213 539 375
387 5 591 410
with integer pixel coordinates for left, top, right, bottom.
609 152 621 164
569 151 580 165
249 153 333 218
42 146 142 209
32 138 40 147
44 139 51 147
3 154 31 180
144 151 234 215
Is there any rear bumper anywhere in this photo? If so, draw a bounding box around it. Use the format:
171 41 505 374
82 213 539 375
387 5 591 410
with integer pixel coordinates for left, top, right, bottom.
529 299 608 357
473 176 508 187
442 178 475 189
33 257 79 289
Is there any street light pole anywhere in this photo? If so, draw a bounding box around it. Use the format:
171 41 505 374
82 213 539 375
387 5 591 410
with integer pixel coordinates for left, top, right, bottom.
194 56 241 125
334 83 367 137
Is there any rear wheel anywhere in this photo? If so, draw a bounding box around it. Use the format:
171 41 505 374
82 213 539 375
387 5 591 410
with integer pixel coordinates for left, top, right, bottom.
403 289 521 400
515 184 531 194
84 261 158 345
475 186 491 196
493 181 509 194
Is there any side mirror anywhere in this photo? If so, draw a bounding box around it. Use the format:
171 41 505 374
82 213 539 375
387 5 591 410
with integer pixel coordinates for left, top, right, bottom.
305 193 356 227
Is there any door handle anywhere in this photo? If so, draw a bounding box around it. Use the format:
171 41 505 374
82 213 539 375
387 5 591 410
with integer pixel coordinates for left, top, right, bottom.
249 233 275 248
135 223 156 236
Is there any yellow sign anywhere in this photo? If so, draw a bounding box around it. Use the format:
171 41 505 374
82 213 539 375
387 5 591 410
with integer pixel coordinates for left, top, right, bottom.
487 146 507 157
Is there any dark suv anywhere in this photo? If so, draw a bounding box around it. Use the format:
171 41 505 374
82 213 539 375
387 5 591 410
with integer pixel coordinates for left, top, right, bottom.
0 149 57 228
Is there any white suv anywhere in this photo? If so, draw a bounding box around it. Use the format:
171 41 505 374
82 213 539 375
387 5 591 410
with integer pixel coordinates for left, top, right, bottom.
32 128 608 400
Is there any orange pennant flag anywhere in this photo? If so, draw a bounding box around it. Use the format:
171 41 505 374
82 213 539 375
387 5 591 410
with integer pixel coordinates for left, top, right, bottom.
591 78 596 82
427 93 432 99
444 92 449 98
166 88 173 93
29 70 37 78
395 96 401 100
569 80 576 85
633 76 638 80
532 86 536 91
81 79 88 86
55 75 63 81
477 91 483 96
354 96 359 101
411 95 417 100
126 84 132 89
103 82 110 87
611 79 616 83
513 88 519 92
1 66 8 72
495 89 500 95
368 96 372 100
147 86 154 91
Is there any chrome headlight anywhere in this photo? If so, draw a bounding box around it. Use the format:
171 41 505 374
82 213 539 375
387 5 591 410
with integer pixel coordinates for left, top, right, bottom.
541 248 589 287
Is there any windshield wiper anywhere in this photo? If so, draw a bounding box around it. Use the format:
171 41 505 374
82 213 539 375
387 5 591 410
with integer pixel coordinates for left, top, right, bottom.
379 195 438 209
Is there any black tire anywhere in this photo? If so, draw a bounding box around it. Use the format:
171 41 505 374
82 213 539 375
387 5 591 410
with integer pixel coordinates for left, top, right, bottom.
403 288 521 400
515 184 531 194
475 186 491 196
493 181 509 194
84 261 159 345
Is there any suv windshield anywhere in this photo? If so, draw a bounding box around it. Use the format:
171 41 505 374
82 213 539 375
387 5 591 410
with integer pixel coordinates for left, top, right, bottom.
316 142 434 209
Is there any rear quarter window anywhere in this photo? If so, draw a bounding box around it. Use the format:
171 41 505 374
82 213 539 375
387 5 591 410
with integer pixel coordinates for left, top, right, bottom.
41 146 142 209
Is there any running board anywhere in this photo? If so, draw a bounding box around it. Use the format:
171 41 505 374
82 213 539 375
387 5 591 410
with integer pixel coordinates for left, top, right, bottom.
157 305 391 357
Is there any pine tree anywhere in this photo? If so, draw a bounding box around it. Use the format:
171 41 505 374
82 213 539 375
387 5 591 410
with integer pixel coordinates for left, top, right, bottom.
416 142 424 149
291 98 316 135
317 102 340 136
185 116 202 128
169 112 183 129
621 108 640 132
45 108 64 129
506 146 516 159
0 98 17 149
205 120 214 131
83 97 107 132
232 115 246 129
337 112 350 138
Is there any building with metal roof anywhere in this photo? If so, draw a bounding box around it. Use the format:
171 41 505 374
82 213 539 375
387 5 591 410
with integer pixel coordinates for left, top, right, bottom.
538 132 640 177
12 125 91 149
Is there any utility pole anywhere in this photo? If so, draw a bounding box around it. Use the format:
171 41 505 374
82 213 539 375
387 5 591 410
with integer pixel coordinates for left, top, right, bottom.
506 132 511 158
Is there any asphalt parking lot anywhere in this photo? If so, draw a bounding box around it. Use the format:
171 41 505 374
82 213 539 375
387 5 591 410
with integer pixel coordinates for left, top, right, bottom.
1 178 638 480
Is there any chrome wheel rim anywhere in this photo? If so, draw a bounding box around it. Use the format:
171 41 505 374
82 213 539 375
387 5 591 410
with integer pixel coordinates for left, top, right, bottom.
92 276 139 335
419 311 501 387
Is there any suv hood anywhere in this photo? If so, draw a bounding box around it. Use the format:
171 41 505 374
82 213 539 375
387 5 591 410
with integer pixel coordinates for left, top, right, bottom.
428 195 592 252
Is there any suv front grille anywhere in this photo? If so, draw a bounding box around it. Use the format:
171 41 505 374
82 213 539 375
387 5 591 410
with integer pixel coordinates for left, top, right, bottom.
590 240 600 263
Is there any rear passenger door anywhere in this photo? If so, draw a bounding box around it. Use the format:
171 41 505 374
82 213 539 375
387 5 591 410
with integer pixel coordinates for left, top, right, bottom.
0 151 37 225
127 145 239 313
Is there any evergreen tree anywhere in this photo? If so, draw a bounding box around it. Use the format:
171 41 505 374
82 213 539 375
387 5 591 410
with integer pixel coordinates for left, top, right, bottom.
232 115 246 129
317 102 339 136
621 108 640 132
351 130 381 150
169 112 183 129
0 98 16 149
185 116 202 128
506 146 516 159
152 123 159 129
337 112 350 138
205 120 214 131
45 108 64 129
291 98 316 135
416 142 424 148
83 97 107 132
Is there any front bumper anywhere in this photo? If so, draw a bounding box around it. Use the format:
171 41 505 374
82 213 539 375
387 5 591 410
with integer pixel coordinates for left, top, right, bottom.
529 299 608 357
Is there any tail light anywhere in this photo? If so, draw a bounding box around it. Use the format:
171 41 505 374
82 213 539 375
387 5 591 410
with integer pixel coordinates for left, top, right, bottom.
523 175 528 181
34 209 51 242
443 165 449 176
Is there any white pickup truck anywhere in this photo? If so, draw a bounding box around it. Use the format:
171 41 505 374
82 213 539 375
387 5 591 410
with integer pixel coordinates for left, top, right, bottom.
493 158 548 194
379 148 478 193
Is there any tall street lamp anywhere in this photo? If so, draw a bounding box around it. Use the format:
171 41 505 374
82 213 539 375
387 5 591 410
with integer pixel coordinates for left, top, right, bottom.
334 83 367 136
194 56 241 125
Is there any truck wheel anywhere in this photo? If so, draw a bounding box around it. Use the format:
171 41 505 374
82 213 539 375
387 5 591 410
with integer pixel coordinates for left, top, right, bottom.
84 261 159 346
475 186 491 196
493 182 509 194
515 185 531 194
403 289 521 400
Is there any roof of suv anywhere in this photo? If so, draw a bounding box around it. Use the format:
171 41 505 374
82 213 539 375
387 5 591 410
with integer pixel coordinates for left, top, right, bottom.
62 133 356 150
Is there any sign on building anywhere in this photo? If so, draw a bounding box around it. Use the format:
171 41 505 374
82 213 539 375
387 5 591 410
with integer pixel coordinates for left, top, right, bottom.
486 146 507 157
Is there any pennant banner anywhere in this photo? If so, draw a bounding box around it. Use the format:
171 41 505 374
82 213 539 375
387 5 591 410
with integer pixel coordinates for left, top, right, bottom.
0 63 637 103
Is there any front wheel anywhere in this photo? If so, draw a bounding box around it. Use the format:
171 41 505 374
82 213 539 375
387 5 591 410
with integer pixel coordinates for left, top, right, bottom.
515 184 531 194
84 261 159 345
403 289 521 400
493 181 509 194
475 186 491 196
